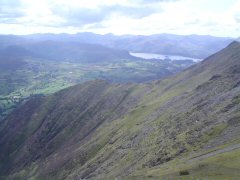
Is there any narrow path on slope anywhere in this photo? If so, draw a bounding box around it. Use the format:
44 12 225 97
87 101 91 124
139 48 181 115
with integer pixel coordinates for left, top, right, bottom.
188 143 240 163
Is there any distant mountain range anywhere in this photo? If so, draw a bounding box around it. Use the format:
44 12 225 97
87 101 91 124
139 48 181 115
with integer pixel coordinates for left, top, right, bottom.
1 41 240 179
0 41 139 65
2 33 214 121
0 33 235 59
26 33 235 58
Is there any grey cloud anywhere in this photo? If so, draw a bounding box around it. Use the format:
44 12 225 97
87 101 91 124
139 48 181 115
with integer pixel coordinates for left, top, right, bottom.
0 0 169 27
51 6 108 26
0 0 21 6
51 4 157 27
0 0 25 23
110 5 157 18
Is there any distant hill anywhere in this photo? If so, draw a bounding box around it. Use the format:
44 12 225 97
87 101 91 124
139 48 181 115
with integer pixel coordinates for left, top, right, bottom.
23 41 138 63
0 35 28 48
0 56 26 70
1 41 240 179
0 45 31 57
0 46 29 70
111 34 233 58
24 33 234 58
0 33 235 59
0 40 140 64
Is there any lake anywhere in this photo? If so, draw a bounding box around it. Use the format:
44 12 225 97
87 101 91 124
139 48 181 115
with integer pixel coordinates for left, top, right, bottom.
130 52 202 62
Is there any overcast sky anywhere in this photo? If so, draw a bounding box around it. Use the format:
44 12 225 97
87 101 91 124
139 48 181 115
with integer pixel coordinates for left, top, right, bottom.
0 0 239 37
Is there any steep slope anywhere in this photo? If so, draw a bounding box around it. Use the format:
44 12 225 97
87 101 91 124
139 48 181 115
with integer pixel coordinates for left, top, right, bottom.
0 41 240 179
0 80 148 179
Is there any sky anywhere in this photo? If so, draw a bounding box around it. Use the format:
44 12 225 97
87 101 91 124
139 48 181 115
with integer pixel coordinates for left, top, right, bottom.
0 0 239 37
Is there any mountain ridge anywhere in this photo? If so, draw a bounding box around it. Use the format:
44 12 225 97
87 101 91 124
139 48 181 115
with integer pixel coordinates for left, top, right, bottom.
0 33 235 59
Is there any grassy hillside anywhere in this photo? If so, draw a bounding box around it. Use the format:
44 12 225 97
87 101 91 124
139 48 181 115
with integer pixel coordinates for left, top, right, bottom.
0 41 240 179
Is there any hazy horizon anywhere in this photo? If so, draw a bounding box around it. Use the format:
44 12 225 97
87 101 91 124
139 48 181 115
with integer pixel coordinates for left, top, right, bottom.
0 0 239 37
0 32 237 39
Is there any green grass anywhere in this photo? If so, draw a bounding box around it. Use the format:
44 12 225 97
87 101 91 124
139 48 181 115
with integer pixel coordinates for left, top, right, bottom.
130 142 240 180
